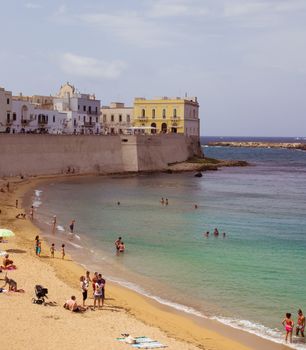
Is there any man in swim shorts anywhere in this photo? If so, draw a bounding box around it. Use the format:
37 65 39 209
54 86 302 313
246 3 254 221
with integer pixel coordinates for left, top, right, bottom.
296 309 305 337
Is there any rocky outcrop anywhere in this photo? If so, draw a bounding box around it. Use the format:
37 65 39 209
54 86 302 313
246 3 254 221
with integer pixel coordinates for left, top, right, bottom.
208 141 306 150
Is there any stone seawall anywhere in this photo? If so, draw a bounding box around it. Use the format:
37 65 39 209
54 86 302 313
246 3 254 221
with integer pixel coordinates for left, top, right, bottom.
0 134 202 177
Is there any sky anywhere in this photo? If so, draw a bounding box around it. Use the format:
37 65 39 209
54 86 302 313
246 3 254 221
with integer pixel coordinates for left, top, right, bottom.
0 0 306 137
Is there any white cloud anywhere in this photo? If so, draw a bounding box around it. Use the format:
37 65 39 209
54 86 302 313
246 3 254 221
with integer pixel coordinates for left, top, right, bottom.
58 53 126 80
76 12 175 47
25 2 42 9
148 0 209 18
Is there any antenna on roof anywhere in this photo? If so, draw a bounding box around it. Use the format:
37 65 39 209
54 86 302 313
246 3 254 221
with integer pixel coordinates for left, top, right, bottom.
185 92 187 98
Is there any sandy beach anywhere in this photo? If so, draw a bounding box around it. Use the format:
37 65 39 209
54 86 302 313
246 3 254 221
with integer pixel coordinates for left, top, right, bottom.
0 176 290 350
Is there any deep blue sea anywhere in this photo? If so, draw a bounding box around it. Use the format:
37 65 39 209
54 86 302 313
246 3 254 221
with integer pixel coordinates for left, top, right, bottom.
31 137 306 349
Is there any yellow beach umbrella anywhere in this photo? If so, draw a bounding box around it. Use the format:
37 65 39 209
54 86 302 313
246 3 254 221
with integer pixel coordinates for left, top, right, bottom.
0 229 15 237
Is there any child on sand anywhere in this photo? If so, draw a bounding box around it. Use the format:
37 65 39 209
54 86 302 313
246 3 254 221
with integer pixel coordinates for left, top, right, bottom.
61 244 65 259
50 243 55 258
282 313 294 343
37 241 41 257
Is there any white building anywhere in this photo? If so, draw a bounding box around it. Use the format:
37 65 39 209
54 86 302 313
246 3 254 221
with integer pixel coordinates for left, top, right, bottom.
101 102 133 134
7 97 66 134
54 83 101 134
0 86 12 133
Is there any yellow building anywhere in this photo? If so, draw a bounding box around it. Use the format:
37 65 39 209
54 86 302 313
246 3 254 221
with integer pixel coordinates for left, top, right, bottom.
133 96 200 137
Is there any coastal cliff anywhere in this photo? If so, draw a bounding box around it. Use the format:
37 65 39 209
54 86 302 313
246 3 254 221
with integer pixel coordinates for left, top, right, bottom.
208 141 306 150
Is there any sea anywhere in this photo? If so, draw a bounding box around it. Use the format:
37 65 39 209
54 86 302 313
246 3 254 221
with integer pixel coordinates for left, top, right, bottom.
29 136 306 349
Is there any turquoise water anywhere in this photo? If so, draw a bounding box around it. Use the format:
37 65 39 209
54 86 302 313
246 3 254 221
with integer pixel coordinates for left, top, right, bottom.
32 146 306 348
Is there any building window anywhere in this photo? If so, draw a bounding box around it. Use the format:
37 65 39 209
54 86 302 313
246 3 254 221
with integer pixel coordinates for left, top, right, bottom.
7 98 10 104
142 109 145 117
78 115 80 121
83 106 86 112
127 115 130 122
7 113 10 123
78 105 80 110
83 116 86 122
173 108 177 117
13 113 16 121
193 109 196 118
111 115 114 122
152 109 155 118
89 106 92 113
96 117 98 123
103 114 106 122
162 109 166 118
53 116 55 123
74 119 77 126
95 107 98 114
119 114 122 122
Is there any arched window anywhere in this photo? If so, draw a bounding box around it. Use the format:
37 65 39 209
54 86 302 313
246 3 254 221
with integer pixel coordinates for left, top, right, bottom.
151 122 156 134
142 109 146 117
162 109 166 118
173 108 177 117
152 109 155 118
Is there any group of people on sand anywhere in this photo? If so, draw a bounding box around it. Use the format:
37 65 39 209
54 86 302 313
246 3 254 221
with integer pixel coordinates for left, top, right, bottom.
204 228 226 238
35 235 65 259
114 237 125 253
0 255 23 293
282 309 305 343
64 271 106 312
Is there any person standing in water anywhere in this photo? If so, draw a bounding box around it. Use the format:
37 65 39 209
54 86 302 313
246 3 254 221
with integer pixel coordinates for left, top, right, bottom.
61 244 65 259
52 215 57 233
69 220 75 233
282 313 294 343
296 309 305 337
114 237 122 251
165 198 169 206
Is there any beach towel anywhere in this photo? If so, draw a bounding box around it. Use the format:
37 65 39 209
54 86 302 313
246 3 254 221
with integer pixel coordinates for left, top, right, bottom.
132 342 166 349
116 336 166 349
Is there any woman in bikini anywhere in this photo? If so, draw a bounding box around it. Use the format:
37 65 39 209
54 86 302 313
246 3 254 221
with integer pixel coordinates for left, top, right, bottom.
282 312 294 343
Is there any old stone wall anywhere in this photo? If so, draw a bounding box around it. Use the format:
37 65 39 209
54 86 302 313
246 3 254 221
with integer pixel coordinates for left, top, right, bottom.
0 134 202 177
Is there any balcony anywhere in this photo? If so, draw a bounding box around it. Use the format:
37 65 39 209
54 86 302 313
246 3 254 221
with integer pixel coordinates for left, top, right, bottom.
170 116 181 121
38 120 47 125
83 122 95 127
138 116 148 121
21 119 31 126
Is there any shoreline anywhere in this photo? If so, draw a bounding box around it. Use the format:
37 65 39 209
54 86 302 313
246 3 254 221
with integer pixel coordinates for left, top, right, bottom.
0 175 290 350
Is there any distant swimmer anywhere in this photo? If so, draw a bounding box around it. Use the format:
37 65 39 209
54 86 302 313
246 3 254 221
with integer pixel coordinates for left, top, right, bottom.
69 219 75 233
160 197 165 205
296 309 305 337
165 198 168 206
223 232 226 238
115 236 122 251
204 231 209 237
118 242 125 253
52 215 57 233
213 228 219 237
117 201 121 206
195 204 198 209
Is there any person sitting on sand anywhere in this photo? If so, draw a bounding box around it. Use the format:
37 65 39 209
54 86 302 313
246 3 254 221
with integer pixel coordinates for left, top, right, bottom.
64 295 86 312
282 312 294 343
2 254 16 270
1 274 17 291
16 213 26 219
296 309 305 337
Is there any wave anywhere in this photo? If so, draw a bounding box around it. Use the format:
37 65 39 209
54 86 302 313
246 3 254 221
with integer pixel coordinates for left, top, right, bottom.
32 200 42 208
67 241 83 249
57 225 65 231
35 189 43 197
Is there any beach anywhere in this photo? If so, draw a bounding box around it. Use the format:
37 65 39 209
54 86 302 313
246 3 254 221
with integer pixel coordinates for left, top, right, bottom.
0 175 293 350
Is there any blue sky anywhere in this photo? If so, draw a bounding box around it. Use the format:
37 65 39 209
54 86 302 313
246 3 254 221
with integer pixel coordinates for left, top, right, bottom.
1 0 306 136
